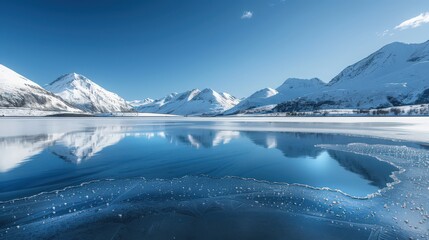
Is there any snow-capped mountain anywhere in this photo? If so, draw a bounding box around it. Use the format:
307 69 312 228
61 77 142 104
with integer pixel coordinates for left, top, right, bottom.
275 41 429 112
132 88 239 115
127 98 154 107
0 64 81 113
225 78 325 114
134 93 178 113
277 78 326 97
4 40 428 116
46 73 132 113
224 88 279 114
143 89 202 115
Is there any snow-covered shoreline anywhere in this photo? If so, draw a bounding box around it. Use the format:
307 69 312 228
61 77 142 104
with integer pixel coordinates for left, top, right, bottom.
0 108 177 117
0 108 88 117
185 116 429 143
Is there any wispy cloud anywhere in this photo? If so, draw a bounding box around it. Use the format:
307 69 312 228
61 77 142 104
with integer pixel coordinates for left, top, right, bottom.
377 29 393 37
378 11 429 37
395 12 429 30
241 11 253 19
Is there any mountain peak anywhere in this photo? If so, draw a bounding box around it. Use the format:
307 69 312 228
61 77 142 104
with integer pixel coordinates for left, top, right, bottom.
249 88 278 99
50 72 92 86
193 88 221 101
329 40 429 86
283 77 320 82
127 98 154 107
201 88 216 92
280 77 324 86
46 73 131 113
132 87 239 115
174 89 201 101
0 65 81 112
164 92 178 101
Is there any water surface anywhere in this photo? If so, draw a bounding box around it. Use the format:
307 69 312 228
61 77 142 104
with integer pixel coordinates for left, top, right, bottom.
0 118 400 200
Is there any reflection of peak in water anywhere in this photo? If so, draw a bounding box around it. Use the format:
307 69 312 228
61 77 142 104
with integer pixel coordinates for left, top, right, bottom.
243 131 399 188
164 129 240 148
47 126 218 163
327 150 398 188
0 134 62 173
212 131 240 146
49 126 127 164
164 129 346 153
136 132 166 139
244 132 330 158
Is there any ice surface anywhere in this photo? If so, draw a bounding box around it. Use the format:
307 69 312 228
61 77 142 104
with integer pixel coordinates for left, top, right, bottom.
0 144 427 239
0 146 426 240
318 143 429 238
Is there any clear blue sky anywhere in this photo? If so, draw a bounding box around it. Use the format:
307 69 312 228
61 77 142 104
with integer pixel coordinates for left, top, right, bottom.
1 0 429 100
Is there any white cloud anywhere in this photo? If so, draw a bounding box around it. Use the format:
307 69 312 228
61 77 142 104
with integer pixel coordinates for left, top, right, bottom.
241 11 253 19
395 12 429 30
377 29 394 37
381 29 390 37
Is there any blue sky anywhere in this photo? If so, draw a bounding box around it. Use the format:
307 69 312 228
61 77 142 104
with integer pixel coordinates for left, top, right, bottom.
1 0 429 99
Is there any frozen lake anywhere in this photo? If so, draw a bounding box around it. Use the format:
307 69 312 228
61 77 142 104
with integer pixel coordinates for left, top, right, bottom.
0 117 428 239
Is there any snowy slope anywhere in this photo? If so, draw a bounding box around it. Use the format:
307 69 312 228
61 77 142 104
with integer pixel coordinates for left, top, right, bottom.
133 88 239 115
0 65 81 112
225 78 325 114
133 93 178 113
276 78 326 97
275 41 429 112
154 89 201 115
127 98 154 107
46 73 132 113
224 88 279 114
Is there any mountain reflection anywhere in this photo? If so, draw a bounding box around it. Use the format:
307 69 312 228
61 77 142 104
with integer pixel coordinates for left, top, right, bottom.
49 126 127 163
0 126 129 170
244 131 397 188
0 125 397 190
162 129 240 148
245 132 337 158
0 134 62 173
328 150 397 188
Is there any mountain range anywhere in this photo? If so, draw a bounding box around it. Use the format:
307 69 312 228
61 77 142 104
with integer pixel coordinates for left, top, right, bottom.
1 40 428 116
0 64 81 113
274 41 429 113
132 88 239 116
224 78 326 114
